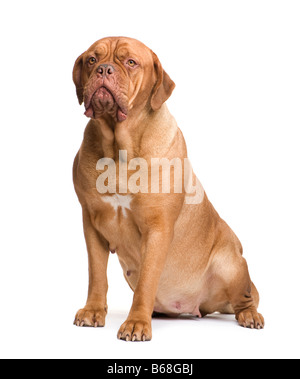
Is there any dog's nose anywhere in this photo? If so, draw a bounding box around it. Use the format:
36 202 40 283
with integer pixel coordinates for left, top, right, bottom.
97 64 115 77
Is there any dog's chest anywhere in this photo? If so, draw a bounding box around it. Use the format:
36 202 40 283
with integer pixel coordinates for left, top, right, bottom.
91 192 141 258
93 193 142 288
101 194 133 218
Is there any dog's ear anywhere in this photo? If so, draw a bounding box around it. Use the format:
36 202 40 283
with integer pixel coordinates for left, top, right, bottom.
151 51 176 111
72 53 85 105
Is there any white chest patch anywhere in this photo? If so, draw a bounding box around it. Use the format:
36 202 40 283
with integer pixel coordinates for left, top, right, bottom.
101 194 133 217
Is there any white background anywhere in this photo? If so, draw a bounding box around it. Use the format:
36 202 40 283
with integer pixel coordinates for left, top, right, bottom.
0 0 299 359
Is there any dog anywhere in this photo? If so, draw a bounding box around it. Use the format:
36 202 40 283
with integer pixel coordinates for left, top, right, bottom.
72 36 264 341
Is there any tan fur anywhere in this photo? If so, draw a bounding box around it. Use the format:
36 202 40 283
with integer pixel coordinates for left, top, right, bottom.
72 37 264 341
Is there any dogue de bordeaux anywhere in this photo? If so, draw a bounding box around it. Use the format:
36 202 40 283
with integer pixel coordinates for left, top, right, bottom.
72 36 264 341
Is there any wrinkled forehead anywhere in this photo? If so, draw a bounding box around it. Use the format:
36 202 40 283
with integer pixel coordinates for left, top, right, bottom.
86 37 153 63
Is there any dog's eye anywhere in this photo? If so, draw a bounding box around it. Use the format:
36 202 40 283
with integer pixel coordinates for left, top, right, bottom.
127 59 137 67
88 57 96 65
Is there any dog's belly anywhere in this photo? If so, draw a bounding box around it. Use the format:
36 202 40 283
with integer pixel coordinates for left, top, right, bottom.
154 267 209 317
154 267 231 317
154 291 205 317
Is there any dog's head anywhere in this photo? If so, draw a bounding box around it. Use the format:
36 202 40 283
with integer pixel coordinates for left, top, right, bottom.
73 37 175 123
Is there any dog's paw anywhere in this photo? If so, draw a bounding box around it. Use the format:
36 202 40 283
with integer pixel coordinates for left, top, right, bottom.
74 305 107 327
117 318 152 342
236 309 264 329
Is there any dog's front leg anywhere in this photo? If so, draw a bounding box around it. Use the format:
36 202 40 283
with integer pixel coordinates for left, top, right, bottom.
117 228 172 342
74 209 109 328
